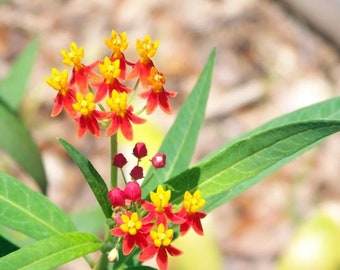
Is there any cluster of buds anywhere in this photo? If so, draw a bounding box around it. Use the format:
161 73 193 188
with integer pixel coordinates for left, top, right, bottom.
45 30 177 140
107 143 206 270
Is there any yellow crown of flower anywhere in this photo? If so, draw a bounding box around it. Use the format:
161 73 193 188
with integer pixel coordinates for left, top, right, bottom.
183 190 205 214
45 68 69 95
73 92 95 116
136 34 159 63
60 42 84 70
105 30 128 58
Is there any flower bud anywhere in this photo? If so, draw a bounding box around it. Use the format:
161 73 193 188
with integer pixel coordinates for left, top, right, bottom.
107 248 119 262
130 165 144 180
151 152 166 168
112 153 127 168
132 142 147 159
124 181 142 201
108 187 126 207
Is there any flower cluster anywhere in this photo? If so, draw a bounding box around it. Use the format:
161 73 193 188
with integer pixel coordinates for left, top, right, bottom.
46 30 177 140
107 143 206 270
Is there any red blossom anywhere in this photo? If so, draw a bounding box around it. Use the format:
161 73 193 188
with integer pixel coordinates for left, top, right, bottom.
105 91 145 140
139 67 176 114
138 223 182 270
110 212 152 255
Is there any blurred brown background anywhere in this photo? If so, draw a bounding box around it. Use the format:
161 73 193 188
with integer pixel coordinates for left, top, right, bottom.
0 0 339 269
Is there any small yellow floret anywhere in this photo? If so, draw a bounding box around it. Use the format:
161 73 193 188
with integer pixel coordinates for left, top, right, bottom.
99 57 121 84
148 67 166 93
120 212 142 236
72 92 95 116
136 34 159 63
150 223 173 247
45 68 69 95
183 190 205 214
105 90 127 117
105 30 128 57
60 42 84 70
150 185 171 212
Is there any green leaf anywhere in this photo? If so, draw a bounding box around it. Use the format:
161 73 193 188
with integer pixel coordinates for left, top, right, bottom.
0 236 19 257
0 37 39 111
0 232 102 270
228 97 340 148
0 102 47 193
143 48 216 195
58 138 112 218
165 119 340 212
70 207 106 235
0 171 76 240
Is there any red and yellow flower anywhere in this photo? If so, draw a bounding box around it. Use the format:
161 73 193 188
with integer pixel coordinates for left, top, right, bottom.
110 212 152 255
72 92 109 138
61 42 101 93
105 30 131 79
178 190 207 236
46 68 76 117
142 185 184 225
140 67 177 114
128 35 159 87
105 90 145 140
95 57 130 102
138 223 182 270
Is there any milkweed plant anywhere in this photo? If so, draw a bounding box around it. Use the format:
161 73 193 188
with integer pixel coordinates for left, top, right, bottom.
0 30 339 270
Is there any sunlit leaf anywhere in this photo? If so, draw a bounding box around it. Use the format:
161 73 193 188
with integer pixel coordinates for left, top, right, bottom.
0 172 76 240
165 97 340 211
0 232 102 270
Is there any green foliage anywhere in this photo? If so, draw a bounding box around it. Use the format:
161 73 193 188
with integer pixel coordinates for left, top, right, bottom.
166 118 340 211
0 232 102 270
0 38 46 193
58 138 113 219
0 171 76 240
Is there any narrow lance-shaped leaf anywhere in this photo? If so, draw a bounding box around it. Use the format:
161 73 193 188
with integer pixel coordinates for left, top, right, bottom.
219 96 340 152
143 48 216 195
165 120 340 212
0 171 76 240
0 232 102 270
0 37 39 111
0 103 47 193
58 138 112 218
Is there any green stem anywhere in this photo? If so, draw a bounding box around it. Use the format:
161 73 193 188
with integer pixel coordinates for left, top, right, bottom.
94 227 112 270
110 134 118 188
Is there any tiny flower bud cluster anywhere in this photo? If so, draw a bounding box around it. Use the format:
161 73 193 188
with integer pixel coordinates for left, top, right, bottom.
107 143 207 270
46 30 177 140
111 142 165 185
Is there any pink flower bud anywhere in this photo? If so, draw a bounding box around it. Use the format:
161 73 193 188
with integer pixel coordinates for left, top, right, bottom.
130 165 144 180
124 181 142 201
112 153 127 168
132 142 147 159
151 152 166 168
108 187 126 207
